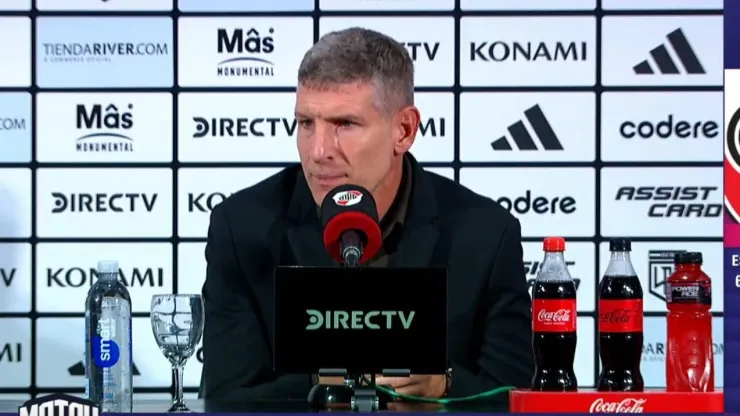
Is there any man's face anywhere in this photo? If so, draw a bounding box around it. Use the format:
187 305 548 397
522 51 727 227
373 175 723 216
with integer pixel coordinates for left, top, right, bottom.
295 81 397 204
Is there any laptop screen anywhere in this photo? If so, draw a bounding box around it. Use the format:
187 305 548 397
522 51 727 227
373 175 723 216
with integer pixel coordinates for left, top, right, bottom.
273 266 447 375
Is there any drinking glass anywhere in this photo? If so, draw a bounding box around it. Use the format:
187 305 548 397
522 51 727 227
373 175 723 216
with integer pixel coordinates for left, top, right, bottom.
150 294 205 412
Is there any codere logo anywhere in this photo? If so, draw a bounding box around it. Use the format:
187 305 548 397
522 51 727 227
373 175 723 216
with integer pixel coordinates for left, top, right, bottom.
19 393 100 416
305 309 416 330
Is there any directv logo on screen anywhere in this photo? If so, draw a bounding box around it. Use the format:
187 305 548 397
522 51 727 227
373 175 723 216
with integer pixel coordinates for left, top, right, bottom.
305 309 416 330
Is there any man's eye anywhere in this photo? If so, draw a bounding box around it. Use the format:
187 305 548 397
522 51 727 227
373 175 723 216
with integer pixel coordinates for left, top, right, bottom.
299 119 313 127
337 120 353 127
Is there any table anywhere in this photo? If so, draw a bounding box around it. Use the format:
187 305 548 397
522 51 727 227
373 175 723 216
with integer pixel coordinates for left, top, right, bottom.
0 399 509 413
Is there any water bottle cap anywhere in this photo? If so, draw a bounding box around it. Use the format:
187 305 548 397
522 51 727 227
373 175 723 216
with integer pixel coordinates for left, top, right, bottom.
97 260 119 274
543 237 565 252
609 238 631 252
674 252 703 265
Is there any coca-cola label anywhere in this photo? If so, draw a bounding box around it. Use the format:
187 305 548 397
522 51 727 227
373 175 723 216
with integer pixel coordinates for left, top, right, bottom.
589 398 646 413
532 299 576 332
598 299 643 332
665 281 711 306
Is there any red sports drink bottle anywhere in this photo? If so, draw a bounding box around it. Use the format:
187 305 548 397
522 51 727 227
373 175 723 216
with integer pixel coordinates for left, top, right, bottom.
530 237 578 391
666 251 714 392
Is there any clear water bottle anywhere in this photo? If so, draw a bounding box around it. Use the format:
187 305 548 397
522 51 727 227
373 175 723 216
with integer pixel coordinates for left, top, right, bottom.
84 260 133 412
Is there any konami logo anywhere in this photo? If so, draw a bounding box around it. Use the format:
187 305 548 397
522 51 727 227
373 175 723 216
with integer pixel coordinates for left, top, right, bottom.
589 398 646 413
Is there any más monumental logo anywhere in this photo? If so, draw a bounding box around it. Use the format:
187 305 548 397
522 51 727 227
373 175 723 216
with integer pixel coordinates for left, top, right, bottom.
75 103 134 153
216 28 275 78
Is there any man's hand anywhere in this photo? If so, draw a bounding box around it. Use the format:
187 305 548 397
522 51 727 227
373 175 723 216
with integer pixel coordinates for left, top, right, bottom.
373 375 446 398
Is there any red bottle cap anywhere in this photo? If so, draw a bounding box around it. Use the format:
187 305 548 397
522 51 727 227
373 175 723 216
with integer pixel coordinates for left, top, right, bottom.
543 237 565 252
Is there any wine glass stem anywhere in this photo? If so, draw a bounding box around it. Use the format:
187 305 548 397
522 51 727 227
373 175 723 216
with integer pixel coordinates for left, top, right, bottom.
173 365 185 406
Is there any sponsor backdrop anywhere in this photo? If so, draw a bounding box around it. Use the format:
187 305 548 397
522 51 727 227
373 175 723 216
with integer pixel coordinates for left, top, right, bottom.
0 0 725 401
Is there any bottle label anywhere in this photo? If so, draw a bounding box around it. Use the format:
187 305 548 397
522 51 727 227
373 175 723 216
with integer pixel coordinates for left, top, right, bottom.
598 299 643 332
666 281 711 305
532 299 576 332
93 317 120 368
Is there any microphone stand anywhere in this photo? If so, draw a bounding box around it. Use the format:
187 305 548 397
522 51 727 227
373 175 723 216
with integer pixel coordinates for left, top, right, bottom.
307 237 393 412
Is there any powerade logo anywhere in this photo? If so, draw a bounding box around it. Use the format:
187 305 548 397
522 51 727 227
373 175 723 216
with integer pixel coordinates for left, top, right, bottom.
305 309 415 330
92 318 119 368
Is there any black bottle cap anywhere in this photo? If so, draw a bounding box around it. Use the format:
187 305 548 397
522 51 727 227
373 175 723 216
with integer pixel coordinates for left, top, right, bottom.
675 251 703 265
609 238 631 252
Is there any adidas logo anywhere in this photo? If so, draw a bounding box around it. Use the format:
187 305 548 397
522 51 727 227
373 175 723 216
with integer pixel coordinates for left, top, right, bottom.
633 28 705 75
490 104 563 151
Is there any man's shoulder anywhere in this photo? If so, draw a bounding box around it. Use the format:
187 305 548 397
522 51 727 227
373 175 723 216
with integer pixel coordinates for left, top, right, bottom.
215 165 301 224
425 170 518 229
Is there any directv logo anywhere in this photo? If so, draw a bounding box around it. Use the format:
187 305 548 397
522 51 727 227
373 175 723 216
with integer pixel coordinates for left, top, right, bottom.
305 309 416 330
490 104 563 151
633 28 705 75
18 393 100 416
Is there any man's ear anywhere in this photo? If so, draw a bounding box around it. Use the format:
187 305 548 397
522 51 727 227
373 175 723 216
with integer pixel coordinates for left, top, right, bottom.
393 106 421 155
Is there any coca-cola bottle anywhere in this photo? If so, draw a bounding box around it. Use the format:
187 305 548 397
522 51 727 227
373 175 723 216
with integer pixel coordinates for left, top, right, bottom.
531 236 578 391
597 237 644 392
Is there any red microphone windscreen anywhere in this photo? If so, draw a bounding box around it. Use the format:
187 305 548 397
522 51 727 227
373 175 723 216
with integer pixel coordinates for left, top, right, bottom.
320 185 382 264
323 211 382 264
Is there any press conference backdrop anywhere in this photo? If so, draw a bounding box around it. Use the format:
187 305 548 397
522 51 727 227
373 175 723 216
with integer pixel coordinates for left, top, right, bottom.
0 0 724 401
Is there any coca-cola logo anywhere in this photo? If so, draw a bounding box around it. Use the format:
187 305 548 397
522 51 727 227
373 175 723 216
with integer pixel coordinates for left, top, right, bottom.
589 398 646 413
599 308 634 324
537 309 571 322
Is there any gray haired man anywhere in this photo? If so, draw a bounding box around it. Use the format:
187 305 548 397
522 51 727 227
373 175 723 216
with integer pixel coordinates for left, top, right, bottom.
200 27 533 402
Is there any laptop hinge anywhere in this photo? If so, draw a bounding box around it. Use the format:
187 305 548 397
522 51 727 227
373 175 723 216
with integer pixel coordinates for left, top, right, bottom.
318 368 347 377
381 369 411 377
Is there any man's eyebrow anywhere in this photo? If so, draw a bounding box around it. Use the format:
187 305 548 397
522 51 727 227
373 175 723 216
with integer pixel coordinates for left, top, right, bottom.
326 113 364 122
295 112 364 122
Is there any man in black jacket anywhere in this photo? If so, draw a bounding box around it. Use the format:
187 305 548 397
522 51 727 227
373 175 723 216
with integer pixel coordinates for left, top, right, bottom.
200 27 533 400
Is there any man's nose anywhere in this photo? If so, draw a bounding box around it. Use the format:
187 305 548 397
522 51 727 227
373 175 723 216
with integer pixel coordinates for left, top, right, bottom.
310 123 337 161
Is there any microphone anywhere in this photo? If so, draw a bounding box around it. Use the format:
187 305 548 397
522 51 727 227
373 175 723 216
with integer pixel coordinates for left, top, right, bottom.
320 184 382 267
